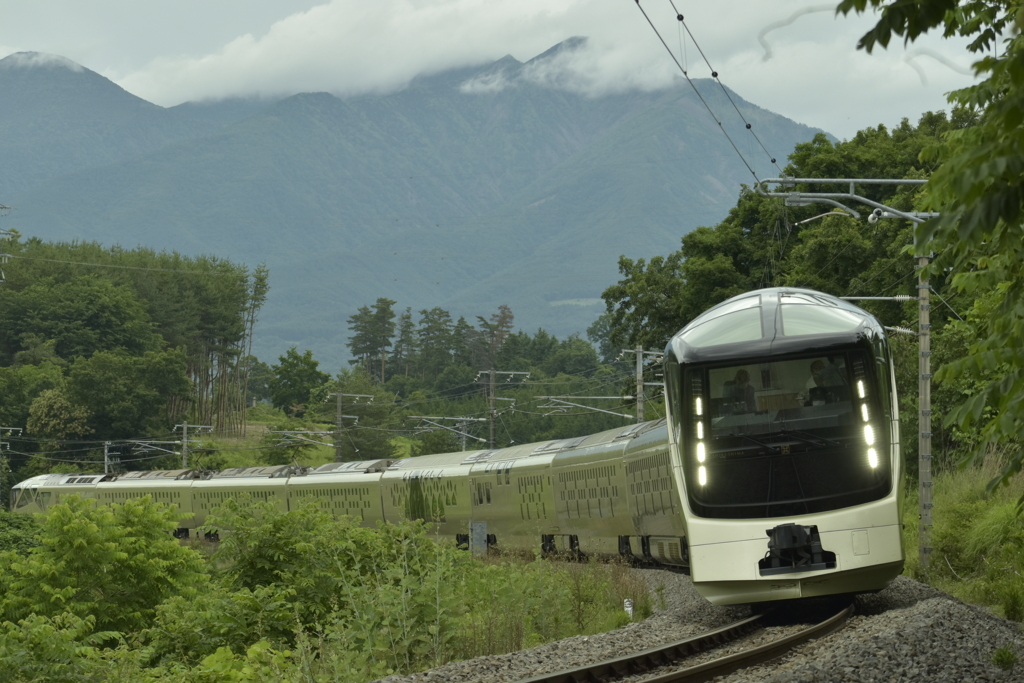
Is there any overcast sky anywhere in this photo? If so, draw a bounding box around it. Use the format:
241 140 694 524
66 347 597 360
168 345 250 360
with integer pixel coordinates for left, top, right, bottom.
1 0 980 141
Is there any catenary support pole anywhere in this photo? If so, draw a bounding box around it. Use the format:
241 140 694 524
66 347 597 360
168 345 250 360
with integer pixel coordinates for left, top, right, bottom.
636 345 645 424
335 392 343 462
919 255 933 572
489 369 496 449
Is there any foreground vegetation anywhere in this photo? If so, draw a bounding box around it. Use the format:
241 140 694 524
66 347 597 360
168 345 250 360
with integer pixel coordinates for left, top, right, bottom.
902 454 1024 623
0 496 653 683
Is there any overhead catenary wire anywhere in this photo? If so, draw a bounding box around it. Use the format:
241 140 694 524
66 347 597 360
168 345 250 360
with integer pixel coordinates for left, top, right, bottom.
632 0 762 183
630 0 774 183
667 0 783 175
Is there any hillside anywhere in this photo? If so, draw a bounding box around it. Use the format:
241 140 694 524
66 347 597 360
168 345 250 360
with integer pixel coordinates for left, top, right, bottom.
0 42 825 370
0 52 267 198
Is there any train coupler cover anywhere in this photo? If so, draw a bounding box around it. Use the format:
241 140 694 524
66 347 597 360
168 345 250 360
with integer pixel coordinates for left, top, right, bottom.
758 523 837 576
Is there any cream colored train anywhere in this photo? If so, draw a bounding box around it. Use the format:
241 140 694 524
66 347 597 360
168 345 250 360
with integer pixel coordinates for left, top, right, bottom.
11 288 905 605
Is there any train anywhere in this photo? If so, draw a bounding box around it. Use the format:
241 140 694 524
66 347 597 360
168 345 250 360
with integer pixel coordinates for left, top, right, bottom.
10 287 905 605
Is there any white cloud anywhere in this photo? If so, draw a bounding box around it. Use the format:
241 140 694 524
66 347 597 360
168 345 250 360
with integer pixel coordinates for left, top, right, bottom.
3 0 978 140
114 0 597 104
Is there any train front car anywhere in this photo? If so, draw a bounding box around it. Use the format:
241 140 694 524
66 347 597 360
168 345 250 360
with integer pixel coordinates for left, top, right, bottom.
663 288 904 605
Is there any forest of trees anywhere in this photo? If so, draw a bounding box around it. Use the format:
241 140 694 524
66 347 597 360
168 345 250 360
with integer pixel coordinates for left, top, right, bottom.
258 298 640 464
0 236 267 502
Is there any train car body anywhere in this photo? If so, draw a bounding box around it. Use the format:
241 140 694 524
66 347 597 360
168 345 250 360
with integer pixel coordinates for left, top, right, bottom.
662 288 905 603
9 287 904 605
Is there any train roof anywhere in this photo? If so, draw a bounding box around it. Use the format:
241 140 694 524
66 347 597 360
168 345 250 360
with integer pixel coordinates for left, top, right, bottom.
310 459 392 474
385 419 667 471
667 287 885 363
12 422 670 488
115 469 203 481
210 465 305 479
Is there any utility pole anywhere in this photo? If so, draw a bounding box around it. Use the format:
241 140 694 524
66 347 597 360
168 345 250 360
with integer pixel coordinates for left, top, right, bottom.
918 253 933 572
759 176 938 572
620 348 664 424
635 346 644 422
409 416 488 451
476 370 529 449
0 427 21 509
329 393 372 461
175 423 212 469
0 211 13 285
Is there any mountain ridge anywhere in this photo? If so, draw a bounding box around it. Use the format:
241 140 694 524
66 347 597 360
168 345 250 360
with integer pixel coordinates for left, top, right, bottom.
1 43 825 370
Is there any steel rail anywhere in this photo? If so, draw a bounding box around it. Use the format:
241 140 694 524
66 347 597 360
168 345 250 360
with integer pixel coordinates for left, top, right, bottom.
516 613 764 683
516 602 853 683
644 602 854 683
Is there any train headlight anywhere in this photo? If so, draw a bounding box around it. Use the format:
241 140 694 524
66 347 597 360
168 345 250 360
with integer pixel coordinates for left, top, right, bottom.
698 466 707 485
868 448 878 468
863 425 875 446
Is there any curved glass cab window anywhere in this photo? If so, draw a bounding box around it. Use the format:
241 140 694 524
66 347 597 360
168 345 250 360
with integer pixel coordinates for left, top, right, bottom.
695 295 760 324
13 487 34 509
680 349 891 519
781 304 862 336
682 306 763 348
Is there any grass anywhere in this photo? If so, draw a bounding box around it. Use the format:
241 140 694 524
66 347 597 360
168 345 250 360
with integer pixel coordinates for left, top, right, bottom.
446 550 655 661
902 453 1024 623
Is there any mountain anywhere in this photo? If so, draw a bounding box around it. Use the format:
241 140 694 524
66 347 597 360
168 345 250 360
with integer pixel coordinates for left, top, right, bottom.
0 52 270 197
1 43 825 371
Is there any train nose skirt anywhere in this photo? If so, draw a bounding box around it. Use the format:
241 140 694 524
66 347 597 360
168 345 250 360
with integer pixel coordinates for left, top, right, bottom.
758 523 837 576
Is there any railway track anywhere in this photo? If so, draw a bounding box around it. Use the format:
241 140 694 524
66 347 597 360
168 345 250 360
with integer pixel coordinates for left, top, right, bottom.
517 602 854 683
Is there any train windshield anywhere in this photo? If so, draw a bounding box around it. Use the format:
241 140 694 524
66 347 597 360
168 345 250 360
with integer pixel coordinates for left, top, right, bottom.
681 350 891 519
11 486 33 510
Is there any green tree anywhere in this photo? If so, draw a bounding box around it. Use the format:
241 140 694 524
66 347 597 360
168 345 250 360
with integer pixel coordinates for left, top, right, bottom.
0 509 41 556
451 316 477 367
541 335 600 378
0 495 206 633
66 349 190 440
347 298 397 382
586 312 618 365
475 304 514 370
0 276 162 365
601 252 686 349
417 307 455 380
26 387 93 441
244 356 274 404
836 1 1024 488
347 305 375 374
390 307 418 377
601 112 960 349
268 348 329 417
0 613 115 683
0 361 64 428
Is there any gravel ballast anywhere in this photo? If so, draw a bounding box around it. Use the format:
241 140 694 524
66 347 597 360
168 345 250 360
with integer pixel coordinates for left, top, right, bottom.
376 571 1024 682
